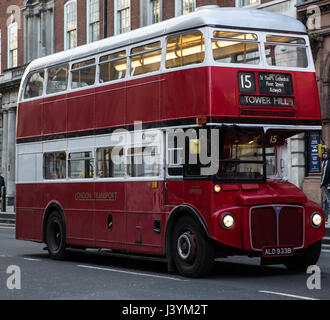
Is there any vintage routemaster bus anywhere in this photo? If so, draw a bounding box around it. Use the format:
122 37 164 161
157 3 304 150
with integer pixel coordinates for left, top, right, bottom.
16 6 325 277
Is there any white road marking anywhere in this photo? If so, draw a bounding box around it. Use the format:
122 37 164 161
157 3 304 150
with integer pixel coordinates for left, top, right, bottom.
77 264 189 281
23 258 41 262
259 290 319 300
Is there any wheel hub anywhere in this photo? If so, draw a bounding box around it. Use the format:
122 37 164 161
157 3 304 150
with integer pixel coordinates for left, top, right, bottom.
177 231 197 262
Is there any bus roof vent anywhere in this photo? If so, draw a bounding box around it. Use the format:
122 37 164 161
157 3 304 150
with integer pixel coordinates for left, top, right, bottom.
196 5 220 11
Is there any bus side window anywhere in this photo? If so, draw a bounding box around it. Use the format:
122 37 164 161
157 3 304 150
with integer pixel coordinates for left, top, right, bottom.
99 51 127 83
166 31 205 69
167 135 184 176
24 71 45 99
68 151 94 179
130 41 161 76
46 64 69 94
127 147 160 177
71 59 96 89
43 152 66 180
96 147 125 178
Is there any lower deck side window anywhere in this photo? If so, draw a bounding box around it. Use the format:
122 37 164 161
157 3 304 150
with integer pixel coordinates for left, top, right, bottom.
68 151 94 179
44 152 66 180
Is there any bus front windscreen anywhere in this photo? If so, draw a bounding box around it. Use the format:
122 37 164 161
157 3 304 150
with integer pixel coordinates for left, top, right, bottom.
216 127 265 181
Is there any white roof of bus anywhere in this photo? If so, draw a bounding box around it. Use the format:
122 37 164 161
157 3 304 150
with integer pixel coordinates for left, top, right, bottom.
25 6 307 73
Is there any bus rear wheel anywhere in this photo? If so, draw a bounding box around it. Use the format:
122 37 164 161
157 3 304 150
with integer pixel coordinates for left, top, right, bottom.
46 211 66 260
284 240 321 272
172 216 214 278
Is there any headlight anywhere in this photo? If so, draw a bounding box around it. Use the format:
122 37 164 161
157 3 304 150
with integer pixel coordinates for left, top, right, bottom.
214 185 221 193
221 213 235 229
311 212 322 228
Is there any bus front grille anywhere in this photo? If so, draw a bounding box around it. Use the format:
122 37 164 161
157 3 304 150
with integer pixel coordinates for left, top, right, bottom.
250 205 304 251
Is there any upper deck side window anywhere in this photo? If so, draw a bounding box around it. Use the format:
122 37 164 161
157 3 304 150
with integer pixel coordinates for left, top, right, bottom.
166 31 205 69
265 34 308 68
47 63 69 95
130 41 162 76
212 31 260 65
71 58 96 89
100 50 127 83
24 71 45 99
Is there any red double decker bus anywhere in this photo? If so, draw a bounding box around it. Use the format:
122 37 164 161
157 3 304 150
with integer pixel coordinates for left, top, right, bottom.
16 6 324 277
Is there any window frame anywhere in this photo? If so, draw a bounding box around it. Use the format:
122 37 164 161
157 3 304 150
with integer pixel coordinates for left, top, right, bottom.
175 0 196 16
149 0 161 24
43 151 67 180
64 0 77 50
165 29 206 70
23 70 46 101
264 33 309 69
68 150 95 179
211 29 262 67
99 49 128 84
86 0 100 43
129 40 162 77
7 22 18 69
115 0 131 35
70 57 97 90
46 63 70 95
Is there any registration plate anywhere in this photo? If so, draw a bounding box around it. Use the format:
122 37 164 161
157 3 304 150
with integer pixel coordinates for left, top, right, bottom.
262 246 294 258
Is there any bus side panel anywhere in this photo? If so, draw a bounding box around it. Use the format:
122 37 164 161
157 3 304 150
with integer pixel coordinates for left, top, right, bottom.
43 94 67 136
61 182 95 246
126 75 160 124
17 100 43 139
183 180 212 228
126 181 164 254
95 82 126 130
94 181 126 250
294 72 321 120
67 88 95 133
162 68 210 120
16 183 44 242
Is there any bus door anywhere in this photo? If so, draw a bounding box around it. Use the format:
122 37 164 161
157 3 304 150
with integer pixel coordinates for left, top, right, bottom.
94 147 127 250
164 130 184 206
125 131 163 253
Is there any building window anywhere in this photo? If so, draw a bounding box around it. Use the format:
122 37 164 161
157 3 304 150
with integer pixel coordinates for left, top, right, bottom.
7 22 18 68
116 0 130 34
176 0 195 16
64 0 77 50
23 1 55 63
150 0 160 24
236 0 260 7
87 0 100 43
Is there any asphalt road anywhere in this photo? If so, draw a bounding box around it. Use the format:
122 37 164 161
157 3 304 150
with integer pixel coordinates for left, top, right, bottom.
1 227 329 302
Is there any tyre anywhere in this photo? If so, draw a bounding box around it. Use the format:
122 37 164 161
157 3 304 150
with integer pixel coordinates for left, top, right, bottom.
45 211 66 260
284 240 321 272
171 216 214 278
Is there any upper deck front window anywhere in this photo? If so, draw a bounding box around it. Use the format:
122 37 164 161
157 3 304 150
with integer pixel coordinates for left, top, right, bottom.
265 35 308 68
212 31 260 65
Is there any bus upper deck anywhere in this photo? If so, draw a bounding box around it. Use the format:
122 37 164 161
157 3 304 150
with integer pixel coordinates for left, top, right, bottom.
17 7 321 143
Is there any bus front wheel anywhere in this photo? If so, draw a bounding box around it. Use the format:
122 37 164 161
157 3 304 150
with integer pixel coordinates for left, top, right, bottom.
45 211 66 260
171 216 214 278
